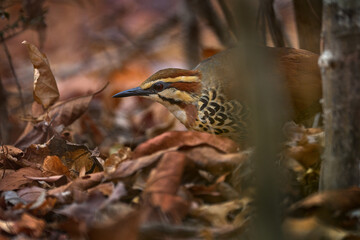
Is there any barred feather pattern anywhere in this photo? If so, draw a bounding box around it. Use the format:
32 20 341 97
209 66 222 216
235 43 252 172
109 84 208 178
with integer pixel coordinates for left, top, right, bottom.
192 87 250 141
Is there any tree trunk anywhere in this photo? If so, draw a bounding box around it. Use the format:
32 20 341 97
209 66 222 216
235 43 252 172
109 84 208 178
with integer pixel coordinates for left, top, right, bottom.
319 0 360 190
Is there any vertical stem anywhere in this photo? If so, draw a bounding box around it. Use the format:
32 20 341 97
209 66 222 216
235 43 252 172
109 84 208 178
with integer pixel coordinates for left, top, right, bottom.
1 35 26 116
0 76 9 144
293 0 322 53
264 0 285 47
218 0 239 39
181 0 201 68
235 1 285 239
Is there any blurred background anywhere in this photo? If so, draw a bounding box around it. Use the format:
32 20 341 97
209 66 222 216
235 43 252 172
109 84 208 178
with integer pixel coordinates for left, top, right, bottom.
0 0 319 151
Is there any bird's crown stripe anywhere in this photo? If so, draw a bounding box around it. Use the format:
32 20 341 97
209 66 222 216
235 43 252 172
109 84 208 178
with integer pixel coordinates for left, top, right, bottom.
141 76 200 89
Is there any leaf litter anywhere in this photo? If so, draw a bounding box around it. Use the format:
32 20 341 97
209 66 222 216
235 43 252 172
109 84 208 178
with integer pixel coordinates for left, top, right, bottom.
0 41 358 240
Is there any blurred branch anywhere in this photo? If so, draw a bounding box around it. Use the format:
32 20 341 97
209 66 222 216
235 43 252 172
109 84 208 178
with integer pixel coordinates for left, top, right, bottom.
256 3 267 45
235 0 286 239
181 0 201 68
195 0 234 47
217 0 239 40
258 0 285 47
1 35 26 116
293 0 322 53
0 76 9 144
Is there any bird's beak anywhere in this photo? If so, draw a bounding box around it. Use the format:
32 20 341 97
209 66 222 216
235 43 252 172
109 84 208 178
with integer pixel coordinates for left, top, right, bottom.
112 87 151 98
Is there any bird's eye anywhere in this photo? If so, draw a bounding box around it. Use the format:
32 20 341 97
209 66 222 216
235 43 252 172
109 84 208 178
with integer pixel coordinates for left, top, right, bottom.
153 82 164 91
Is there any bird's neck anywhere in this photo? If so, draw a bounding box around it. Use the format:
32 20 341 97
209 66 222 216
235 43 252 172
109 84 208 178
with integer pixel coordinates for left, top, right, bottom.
165 101 198 128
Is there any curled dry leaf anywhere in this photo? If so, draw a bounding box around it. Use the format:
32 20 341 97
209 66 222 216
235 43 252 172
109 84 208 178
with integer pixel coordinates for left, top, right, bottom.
47 95 93 128
15 84 107 150
0 213 45 237
189 198 252 227
183 146 251 175
283 216 357 240
14 121 55 150
0 167 43 191
104 146 132 174
284 122 324 168
0 145 23 161
24 175 68 187
48 172 104 197
288 187 360 218
107 148 174 180
23 41 59 110
47 136 103 175
142 152 189 223
42 155 70 176
132 131 239 159
17 186 46 203
87 182 114 196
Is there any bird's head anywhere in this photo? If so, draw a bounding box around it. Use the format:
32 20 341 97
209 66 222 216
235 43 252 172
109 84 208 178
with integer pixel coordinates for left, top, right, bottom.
113 68 202 104
113 68 202 126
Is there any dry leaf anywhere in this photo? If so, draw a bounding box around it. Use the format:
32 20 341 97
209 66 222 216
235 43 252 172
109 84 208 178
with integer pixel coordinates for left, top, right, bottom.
107 148 174 180
288 187 360 218
183 146 251 175
133 131 239 159
23 41 59 109
47 136 103 174
88 211 141 240
0 145 23 160
17 186 46 203
42 155 70 176
0 213 45 237
283 216 358 240
143 152 189 223
48 95 93 128
0 167 43 191
190 198 252 227
48 172 104 197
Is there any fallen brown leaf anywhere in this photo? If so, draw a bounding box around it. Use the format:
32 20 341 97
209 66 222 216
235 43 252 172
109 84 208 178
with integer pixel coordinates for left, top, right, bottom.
183 146 251 175
132 131 239 159
189 198 252 227
88 211 141 240
0 167 43 191
142 151 189 223
42 155 70 176
48 172 104 197
283 216 359 240
0 213 45 237
47 136 103 175
17 186 46 203
107 148 173 180
288 187 360 219
23 41 59 110
0 145 23 161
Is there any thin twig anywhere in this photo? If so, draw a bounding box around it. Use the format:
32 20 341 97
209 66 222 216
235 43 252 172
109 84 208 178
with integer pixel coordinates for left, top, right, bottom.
1 34 26 116
256 4 267 44
0 76 9 144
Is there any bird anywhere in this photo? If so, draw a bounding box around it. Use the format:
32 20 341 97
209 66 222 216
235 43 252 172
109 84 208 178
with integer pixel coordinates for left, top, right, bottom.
113 46 322 142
